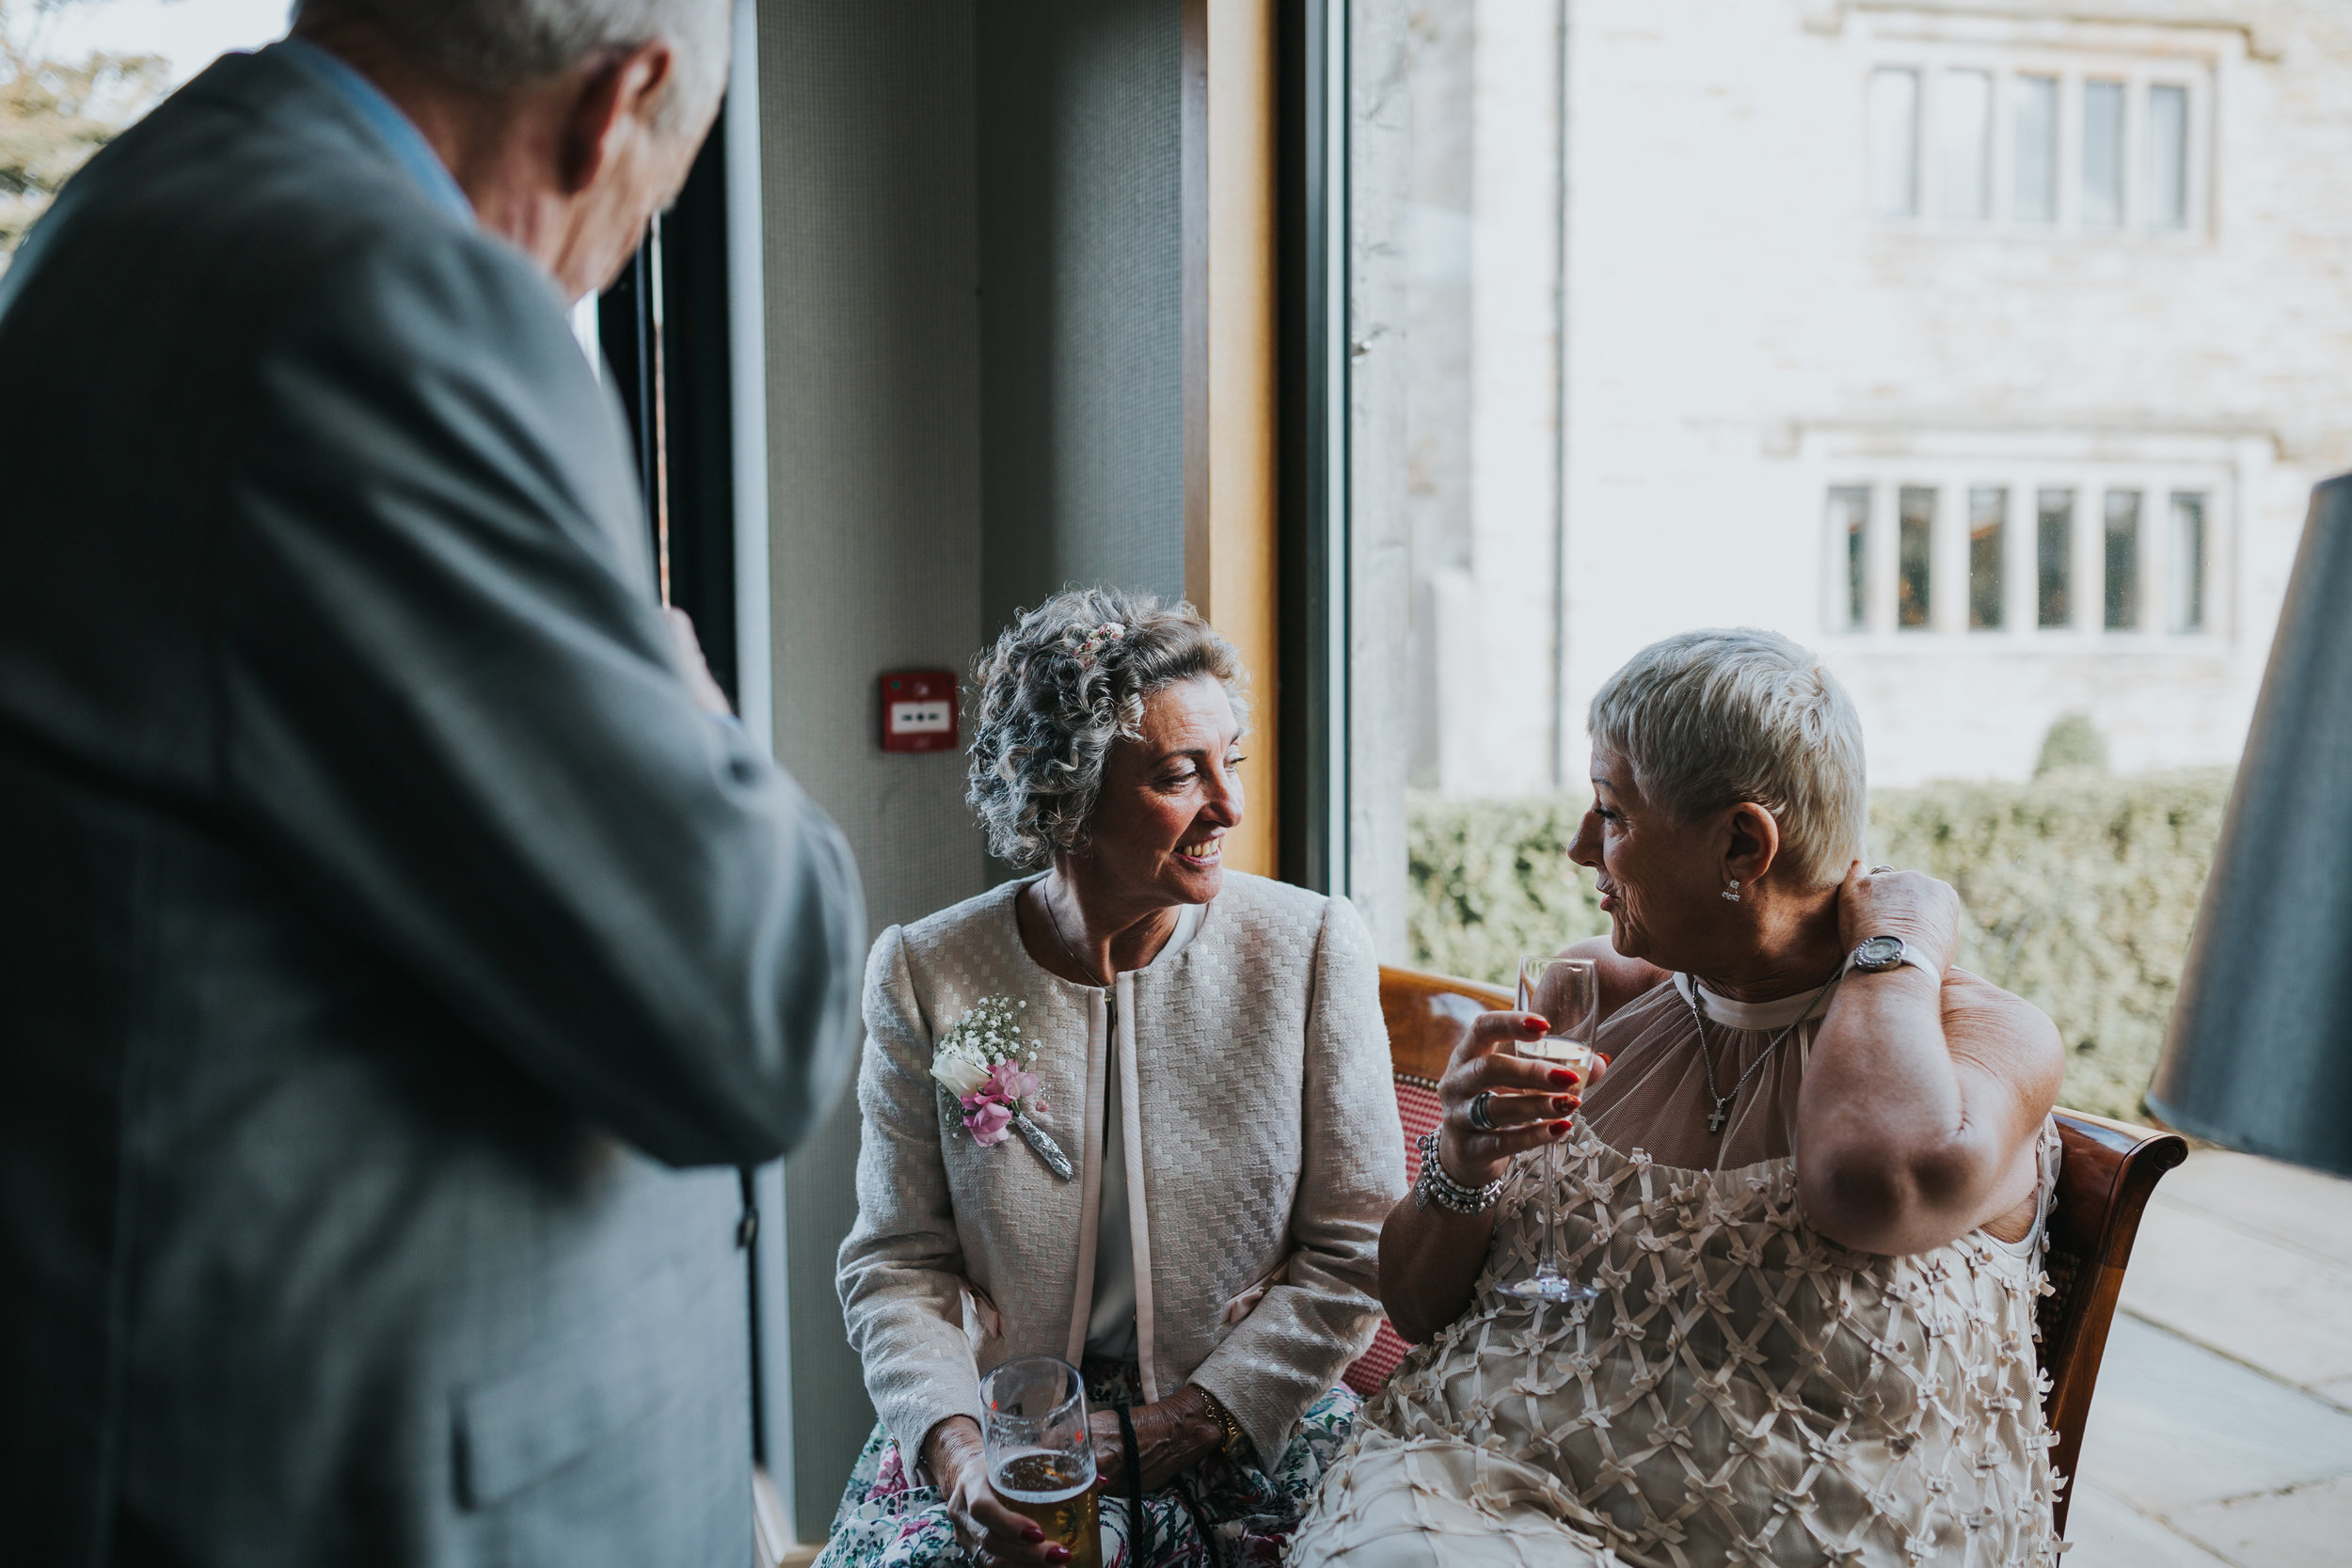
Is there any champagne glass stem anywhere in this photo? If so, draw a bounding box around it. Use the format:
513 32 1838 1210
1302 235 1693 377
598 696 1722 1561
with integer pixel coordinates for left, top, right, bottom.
1540 1132 1559 1277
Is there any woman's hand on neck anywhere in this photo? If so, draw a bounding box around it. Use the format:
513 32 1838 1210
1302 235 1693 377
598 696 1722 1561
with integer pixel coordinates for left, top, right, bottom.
1022 861 1184 987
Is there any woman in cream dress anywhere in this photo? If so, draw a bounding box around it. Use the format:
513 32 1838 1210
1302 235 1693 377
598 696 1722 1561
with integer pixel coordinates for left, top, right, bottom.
1292 629 2067 1568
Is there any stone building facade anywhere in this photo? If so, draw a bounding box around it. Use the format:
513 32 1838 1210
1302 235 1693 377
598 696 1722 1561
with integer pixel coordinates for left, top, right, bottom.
1395 0 2352 794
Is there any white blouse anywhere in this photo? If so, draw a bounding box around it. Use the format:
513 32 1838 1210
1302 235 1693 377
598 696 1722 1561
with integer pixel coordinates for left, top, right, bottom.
1083 900 1206 1360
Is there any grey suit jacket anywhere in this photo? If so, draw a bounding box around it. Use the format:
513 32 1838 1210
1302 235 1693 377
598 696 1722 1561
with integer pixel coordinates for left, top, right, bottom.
0 43 865 1568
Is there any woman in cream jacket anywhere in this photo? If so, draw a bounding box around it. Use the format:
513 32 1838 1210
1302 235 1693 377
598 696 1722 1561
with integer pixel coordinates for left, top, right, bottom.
823 588 1404 1568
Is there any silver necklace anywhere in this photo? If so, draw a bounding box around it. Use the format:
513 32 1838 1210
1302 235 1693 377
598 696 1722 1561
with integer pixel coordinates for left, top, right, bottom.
1038 882 1112 988
1681 971 1840 1135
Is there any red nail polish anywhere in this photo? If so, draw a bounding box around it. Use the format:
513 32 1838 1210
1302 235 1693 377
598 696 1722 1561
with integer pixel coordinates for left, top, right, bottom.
1549 1121 1570 1138
1549 1069 1577 1085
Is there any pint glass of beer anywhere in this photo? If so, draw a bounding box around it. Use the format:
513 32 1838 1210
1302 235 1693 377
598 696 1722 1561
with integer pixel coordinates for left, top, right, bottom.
980 1355 1103 1568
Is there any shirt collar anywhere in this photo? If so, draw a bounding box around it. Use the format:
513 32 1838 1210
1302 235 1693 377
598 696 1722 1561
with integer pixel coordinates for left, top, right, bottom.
270 38 473 223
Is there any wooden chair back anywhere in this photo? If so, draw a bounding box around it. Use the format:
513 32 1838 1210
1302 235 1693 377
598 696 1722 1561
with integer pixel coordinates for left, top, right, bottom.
2037 1109 2188 1532
1370 965 2189 1538
1379 963 1513 1087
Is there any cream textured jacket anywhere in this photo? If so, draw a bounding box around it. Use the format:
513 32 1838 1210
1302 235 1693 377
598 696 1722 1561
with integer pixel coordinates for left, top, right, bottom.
836 873 1405 1469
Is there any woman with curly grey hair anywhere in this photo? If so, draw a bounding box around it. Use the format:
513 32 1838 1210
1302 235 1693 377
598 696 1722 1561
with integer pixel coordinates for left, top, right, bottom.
826 586 1406 1568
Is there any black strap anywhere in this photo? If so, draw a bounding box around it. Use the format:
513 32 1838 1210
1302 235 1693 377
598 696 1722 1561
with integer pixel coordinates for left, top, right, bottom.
1114 1401 1143 1528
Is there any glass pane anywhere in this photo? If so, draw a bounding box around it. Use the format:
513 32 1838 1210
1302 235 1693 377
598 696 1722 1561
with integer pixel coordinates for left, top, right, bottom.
2105 489 2142 629
1827 486 1870 631
1938 71 1993 221
1869 69 1921 217
1899 485 1934 629
1970 486 2006 629
2083 79 2125 228
2149 84 2189 230
2038 488 2074 626
2015 75 2058 222
2170 492 2206 631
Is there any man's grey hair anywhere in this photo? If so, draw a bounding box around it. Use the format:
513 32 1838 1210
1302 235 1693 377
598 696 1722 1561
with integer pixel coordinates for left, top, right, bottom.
295 0 730 129
967 587 1249 870
1587 628 1866 891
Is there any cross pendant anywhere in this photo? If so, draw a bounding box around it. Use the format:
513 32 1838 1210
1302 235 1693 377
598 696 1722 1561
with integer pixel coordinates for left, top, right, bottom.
1708 1106 1728 1134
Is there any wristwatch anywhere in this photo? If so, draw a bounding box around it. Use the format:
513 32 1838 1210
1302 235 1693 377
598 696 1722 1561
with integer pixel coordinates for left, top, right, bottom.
1845 934 1940 979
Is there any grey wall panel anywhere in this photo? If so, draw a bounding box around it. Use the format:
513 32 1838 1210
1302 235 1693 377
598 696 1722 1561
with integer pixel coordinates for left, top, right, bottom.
977 0 1186 634
757 0 990 1533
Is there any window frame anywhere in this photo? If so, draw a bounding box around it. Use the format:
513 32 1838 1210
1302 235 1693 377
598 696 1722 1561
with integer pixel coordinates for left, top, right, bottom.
1861 43 2213 242
1818 454 2234 650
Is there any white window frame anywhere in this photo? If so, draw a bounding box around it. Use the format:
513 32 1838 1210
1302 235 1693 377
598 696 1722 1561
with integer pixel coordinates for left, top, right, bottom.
1810 434 2245 653
1858 28 2216 242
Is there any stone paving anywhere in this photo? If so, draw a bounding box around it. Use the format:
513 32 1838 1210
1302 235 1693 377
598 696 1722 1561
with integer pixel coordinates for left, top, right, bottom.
2064 1147 2352 1568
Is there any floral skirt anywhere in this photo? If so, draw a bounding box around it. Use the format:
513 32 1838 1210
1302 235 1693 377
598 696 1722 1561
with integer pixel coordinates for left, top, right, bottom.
816 1361 1362 1568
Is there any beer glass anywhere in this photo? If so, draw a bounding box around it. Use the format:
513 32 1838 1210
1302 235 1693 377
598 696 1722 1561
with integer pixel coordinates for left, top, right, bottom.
980 1355 1103 1568
1497 956 1599 1304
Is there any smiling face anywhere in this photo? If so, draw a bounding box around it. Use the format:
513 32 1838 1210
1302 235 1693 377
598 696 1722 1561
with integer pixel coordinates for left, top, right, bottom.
1080 676 1246 910
1567 746 1737 970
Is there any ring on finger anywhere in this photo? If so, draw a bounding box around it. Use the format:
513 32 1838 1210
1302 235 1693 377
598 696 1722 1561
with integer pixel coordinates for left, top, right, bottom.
1870 863 1895 874
1469 1090 1496 1132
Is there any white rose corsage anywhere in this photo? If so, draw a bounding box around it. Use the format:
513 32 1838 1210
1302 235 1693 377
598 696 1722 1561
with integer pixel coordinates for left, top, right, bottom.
932 996 1073 1180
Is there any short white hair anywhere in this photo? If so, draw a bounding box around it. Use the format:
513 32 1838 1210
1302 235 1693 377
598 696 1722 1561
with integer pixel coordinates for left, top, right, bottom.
1587 628 1866 891
296 0 730 129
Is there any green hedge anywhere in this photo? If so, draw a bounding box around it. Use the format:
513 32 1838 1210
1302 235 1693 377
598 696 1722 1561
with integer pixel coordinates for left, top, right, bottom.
1405 769 2234 1123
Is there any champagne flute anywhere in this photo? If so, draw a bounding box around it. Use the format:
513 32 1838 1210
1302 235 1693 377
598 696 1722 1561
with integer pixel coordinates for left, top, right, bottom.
1497 956 1600 1305
981 1356 1103 1568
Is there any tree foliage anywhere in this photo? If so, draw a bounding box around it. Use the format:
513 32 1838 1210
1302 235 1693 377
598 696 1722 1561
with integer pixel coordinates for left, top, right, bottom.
1 0 166 255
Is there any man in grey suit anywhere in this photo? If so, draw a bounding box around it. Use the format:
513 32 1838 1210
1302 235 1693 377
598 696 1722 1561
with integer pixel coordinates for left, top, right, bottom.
0 2 865 1563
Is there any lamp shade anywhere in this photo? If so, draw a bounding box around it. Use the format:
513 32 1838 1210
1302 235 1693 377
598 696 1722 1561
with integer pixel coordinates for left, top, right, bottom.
2150 472 2352 1176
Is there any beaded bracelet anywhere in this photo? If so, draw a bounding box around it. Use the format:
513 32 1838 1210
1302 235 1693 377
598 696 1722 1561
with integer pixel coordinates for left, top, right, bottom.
1413 1129 1508 1213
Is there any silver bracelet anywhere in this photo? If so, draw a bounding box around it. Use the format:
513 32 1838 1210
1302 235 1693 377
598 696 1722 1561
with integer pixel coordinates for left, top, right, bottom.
1414 1129 1507 1213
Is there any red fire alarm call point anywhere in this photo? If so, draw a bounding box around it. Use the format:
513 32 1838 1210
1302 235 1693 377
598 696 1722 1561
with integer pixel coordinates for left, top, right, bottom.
880 671 958 753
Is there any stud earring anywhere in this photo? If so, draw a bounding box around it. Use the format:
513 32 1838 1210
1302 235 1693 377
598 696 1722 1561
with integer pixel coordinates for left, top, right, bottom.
1722 879 1741 904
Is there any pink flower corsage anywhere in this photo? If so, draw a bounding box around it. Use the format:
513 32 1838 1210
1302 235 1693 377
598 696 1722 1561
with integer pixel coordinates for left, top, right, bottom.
930 996 1073 1179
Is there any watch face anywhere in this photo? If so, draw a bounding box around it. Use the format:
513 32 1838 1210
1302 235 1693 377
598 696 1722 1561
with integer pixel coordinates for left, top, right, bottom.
1854 935 1904 971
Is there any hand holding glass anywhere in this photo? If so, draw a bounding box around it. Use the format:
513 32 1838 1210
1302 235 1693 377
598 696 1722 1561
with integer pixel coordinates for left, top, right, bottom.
980 1356 1103 1568
1498 956 1599 1304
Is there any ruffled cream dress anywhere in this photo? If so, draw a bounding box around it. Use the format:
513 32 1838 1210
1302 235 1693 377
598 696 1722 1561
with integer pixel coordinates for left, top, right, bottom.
1289 974 2064 1568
